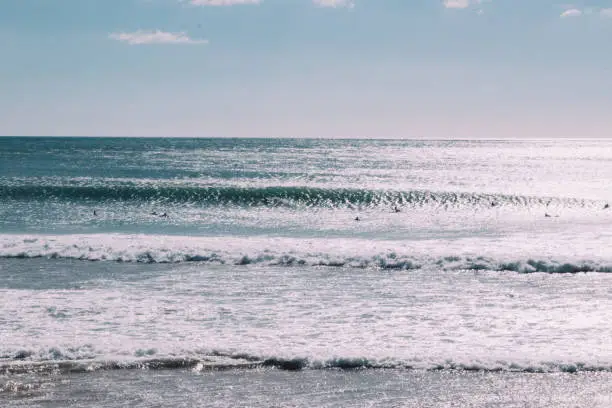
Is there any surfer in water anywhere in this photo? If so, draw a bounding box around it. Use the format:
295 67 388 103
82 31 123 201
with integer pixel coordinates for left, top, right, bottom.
393 206 401 213
93 210 97 216
354 216 360 221
604 203 609 209
160 212 168 218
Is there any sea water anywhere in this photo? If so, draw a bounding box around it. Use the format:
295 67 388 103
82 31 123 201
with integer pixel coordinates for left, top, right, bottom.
1 137 611 407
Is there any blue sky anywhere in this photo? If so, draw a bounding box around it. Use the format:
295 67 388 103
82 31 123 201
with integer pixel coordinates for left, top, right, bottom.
1 0 611 138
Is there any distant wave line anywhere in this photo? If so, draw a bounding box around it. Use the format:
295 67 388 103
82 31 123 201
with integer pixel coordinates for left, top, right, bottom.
0 185 596 209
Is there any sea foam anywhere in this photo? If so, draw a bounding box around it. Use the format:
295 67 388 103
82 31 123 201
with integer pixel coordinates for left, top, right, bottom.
1 233 611 273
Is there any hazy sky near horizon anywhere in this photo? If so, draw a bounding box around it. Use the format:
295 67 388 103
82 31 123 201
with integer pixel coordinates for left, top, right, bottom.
1 0 612 138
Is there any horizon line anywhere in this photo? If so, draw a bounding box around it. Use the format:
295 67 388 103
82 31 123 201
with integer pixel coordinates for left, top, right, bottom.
1 135 611 142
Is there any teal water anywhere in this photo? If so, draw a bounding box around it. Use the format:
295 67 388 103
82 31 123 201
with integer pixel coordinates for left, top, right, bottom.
2 137 612 265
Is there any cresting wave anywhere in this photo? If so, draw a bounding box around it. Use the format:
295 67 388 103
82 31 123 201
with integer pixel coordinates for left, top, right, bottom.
1 234 611 273
0 184 595 209
1 354 611 376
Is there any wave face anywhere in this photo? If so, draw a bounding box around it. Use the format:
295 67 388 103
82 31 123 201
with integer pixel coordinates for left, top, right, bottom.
0 184 597 210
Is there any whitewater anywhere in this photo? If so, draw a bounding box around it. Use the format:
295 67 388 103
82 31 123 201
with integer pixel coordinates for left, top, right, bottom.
1 137 612 407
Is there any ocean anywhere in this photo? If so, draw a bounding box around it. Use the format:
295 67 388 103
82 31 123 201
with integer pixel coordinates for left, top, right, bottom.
1 137 611 407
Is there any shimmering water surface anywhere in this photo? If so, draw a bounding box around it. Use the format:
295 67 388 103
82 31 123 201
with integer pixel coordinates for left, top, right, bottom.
1 137 611 406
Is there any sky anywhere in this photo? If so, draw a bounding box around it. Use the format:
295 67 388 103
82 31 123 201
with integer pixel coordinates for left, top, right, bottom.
1 0 612 138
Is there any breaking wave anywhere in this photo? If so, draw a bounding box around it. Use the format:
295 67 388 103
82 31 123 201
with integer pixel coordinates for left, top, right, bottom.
1 352 611 375
0 184 596 209
1 234 611 273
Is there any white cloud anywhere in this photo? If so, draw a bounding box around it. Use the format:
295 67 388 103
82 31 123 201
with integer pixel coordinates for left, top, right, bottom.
559 6 612 18
443 0 471 8
188 0 260 5
313 0 354 8
443 0 489 12
560 8 582 18
109 30 208 45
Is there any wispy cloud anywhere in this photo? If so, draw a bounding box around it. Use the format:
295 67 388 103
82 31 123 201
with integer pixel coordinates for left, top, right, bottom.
600 8 612 17
313 0 354 8
443 0 470 9
187 0 261 5
443 0 489 13
559 6 612 18
109 30 208 45
560 8 582 18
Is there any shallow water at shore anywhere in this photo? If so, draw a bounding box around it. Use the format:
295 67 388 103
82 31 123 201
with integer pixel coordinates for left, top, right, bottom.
3 369 612 408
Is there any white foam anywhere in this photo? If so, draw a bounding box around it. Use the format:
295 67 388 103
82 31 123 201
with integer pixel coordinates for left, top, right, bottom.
1 232 612 272
1 264 611 372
